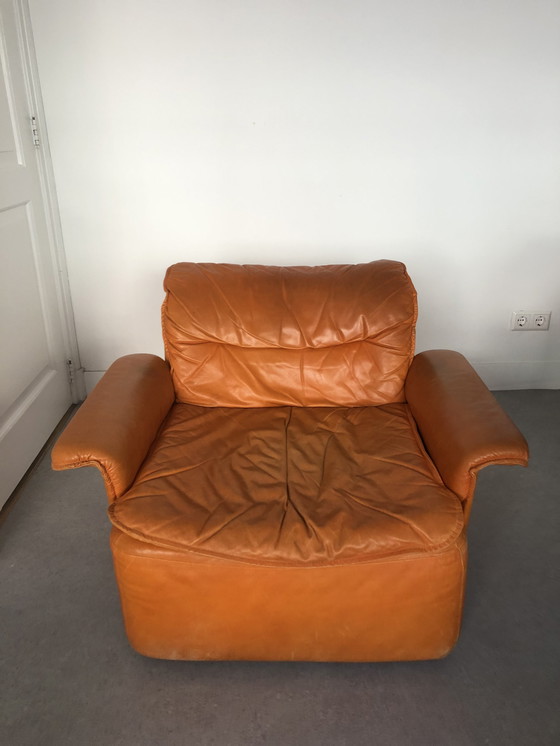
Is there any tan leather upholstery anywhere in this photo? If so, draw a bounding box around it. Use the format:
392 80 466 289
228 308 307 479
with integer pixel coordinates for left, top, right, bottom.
110 402 462 564
111 529 467 661
163 261 417 407
52 354 175 501
405 350 529 520
52 261 528 661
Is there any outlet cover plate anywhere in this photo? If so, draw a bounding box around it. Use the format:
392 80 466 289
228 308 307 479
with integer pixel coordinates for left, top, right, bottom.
511 311 552 331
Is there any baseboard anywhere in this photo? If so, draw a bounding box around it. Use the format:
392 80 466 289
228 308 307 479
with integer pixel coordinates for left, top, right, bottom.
84 371 104 394
471 360 560 390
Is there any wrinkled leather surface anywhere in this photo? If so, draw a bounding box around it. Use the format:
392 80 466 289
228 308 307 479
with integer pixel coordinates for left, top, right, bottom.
405 350 529 513
110 402 463 565
51 354 175 500
162 261 417 407
112 528 466 661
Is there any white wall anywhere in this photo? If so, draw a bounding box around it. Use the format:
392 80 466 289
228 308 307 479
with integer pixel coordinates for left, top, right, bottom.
29 0 560 390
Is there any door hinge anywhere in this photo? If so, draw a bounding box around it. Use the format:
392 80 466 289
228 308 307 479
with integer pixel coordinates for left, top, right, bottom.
31 116 40 147
66 359 75 384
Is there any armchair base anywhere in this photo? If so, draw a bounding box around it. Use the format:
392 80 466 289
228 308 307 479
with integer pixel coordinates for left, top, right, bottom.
111 529 467 662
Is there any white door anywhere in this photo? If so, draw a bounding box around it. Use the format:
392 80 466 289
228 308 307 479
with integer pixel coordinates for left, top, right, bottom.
0 0 76 508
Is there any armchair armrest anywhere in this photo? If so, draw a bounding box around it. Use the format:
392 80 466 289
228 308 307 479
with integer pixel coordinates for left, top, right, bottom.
405 350 529 515
52 354 175 501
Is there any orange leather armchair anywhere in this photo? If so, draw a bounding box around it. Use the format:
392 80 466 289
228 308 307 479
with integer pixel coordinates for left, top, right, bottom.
52 261 528 661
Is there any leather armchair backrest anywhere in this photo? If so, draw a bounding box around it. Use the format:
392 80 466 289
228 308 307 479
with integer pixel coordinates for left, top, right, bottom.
162 260 417 407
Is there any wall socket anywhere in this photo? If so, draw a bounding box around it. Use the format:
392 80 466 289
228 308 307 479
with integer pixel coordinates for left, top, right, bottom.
511 311 552 331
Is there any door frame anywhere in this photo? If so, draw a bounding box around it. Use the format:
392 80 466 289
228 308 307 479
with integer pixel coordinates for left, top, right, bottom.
14 0 84 403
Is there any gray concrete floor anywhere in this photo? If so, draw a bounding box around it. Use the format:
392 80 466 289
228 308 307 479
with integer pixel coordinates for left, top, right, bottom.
1 390 559 745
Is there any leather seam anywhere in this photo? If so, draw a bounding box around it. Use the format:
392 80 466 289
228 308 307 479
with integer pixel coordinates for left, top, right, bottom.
107 507 465 568
160 330 416 352
55 458 117 501
111 537 464 569
402 262 418 374
460 456 528 518
469 456 529 473
161 294 170 360
405 405 447 488
446 539 467 654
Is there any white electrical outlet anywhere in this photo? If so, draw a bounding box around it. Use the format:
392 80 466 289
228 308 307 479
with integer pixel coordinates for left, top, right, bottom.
533 312 551 330
511 312 530 330
511 311 552 331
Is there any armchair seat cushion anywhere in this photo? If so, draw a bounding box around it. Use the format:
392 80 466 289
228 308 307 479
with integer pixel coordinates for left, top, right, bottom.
109 402 463 566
